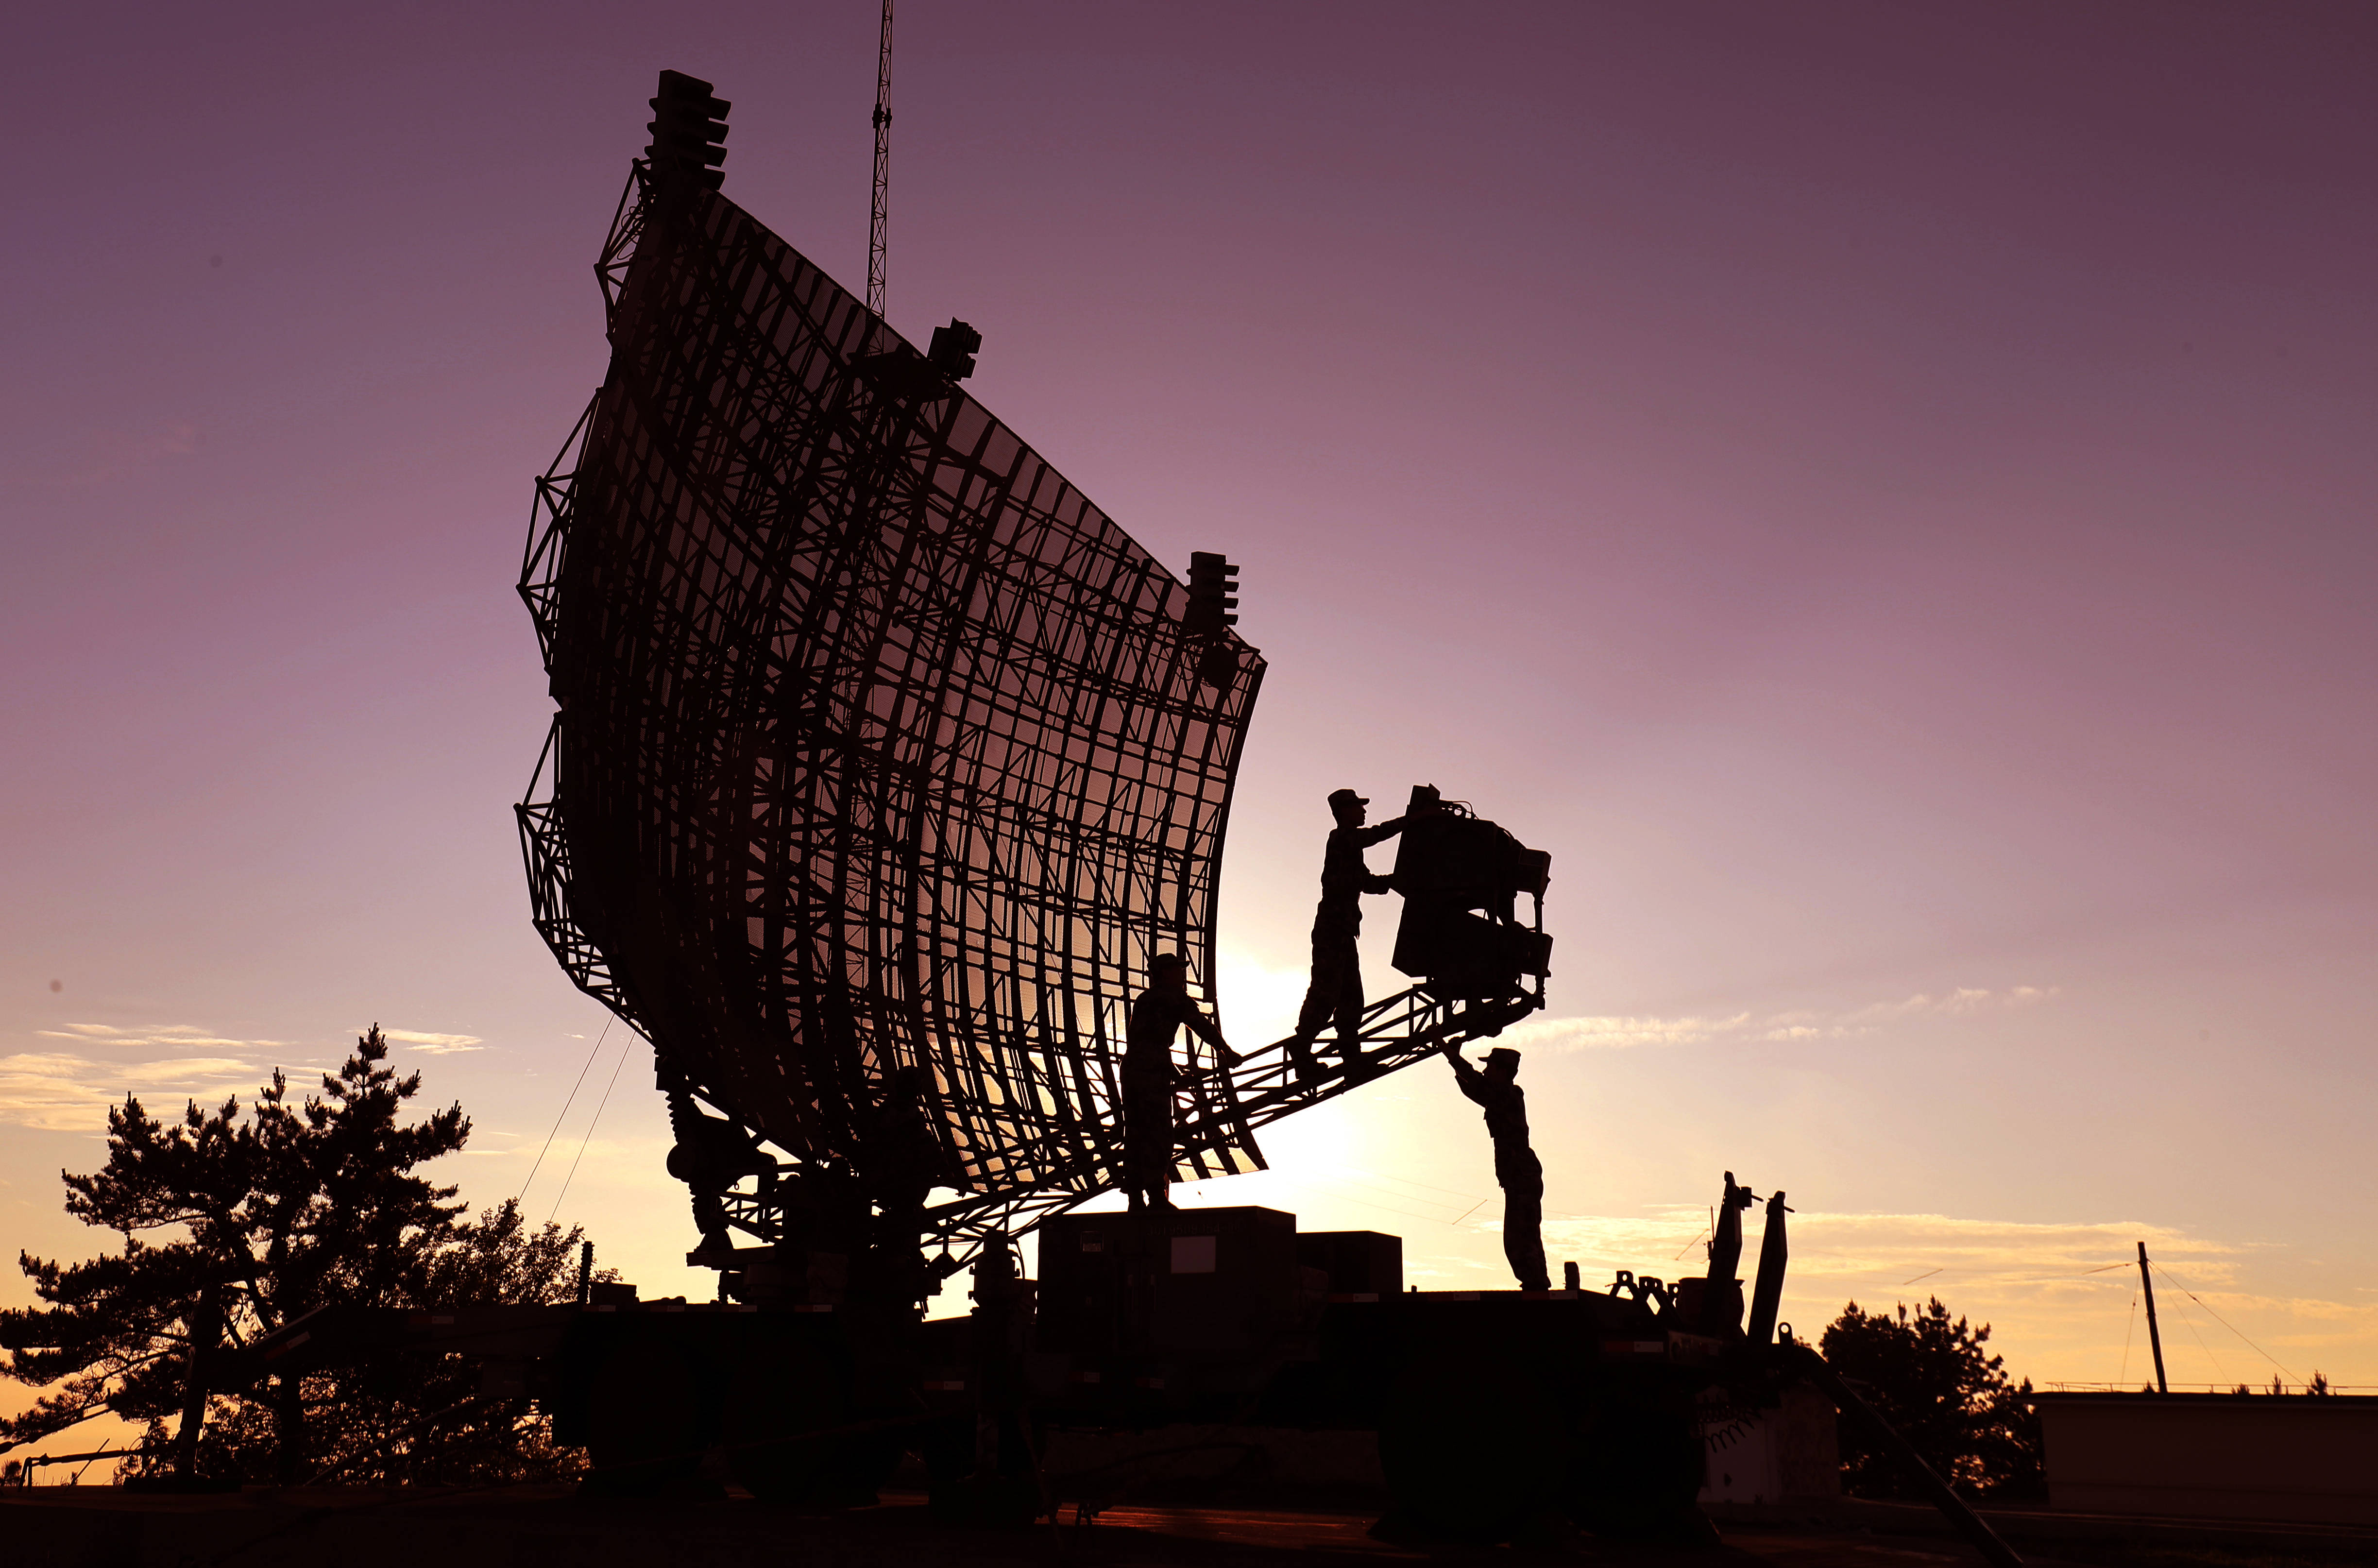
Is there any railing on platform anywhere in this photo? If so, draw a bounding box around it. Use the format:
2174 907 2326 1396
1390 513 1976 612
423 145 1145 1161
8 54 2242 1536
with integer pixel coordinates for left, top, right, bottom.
713 981 1540 1264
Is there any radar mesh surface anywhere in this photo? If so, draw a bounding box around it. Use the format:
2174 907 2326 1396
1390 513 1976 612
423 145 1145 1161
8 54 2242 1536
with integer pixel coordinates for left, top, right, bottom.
520 169 1267 1215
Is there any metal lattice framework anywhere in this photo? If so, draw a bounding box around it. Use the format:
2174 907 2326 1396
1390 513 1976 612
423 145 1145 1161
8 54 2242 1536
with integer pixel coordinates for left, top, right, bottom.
519 162 1270 1232
900 986 1538 1244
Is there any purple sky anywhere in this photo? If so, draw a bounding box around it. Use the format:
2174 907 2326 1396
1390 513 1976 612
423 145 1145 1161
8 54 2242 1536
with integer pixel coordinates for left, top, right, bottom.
7 0 2378 1430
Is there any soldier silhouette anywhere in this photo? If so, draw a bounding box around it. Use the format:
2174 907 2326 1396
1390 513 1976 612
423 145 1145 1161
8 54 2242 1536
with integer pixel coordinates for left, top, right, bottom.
1122 954 1239 1212
1443 1042 1551 1291
1291 788 1406 1079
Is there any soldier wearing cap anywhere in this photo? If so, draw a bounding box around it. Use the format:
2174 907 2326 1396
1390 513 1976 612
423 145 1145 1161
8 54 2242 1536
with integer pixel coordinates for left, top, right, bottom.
1442 1040 1550 1290
1289 788 1407 1077
1121 953 1239 1213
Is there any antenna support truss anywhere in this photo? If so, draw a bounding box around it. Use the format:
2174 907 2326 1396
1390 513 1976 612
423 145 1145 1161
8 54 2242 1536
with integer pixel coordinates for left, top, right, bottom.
867 0 893 324
716 985 1544 1262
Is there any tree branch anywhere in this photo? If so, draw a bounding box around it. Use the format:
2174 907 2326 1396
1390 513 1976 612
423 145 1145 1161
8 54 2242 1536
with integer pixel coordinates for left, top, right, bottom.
0 1398 114 1455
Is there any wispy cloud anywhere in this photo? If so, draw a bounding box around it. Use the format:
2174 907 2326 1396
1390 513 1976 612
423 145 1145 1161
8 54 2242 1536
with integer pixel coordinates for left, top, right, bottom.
380 1029 484 1055
1506 985 2061 1053
1541 1206 2219 1288
37 1023 287 1052
1504 1013 1751 1050
1754 1210 2221 1289
1531 1206 2378 1383
0 1052 258 1132
0 1021 485 1130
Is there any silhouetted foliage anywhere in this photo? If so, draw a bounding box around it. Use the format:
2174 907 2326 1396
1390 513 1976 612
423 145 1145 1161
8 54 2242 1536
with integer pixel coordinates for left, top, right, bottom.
2237 1371 2331 1397
0 1027 605 1485
1820 1297 2043 1501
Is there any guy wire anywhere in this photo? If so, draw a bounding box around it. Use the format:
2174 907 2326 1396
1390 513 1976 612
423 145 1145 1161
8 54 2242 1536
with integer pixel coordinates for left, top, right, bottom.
2166 1288 2231 1386
518 1016 611 1205
2157 1263 2301 1382
549 1027 634 1226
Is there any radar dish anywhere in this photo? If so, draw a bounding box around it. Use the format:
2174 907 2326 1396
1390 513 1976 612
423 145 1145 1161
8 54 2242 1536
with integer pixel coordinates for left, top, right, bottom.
518 163 1267 1227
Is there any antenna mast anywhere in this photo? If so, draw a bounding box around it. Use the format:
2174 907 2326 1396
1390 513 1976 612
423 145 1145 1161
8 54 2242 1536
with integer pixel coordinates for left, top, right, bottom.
867 0 893 323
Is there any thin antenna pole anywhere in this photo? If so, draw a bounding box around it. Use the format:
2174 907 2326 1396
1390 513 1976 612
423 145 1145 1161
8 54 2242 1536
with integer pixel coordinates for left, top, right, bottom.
868 0 894 324
2138 1241 2170 1394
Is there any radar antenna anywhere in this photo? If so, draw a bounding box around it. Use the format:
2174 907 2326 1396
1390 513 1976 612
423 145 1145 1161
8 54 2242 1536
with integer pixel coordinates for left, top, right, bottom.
866 0 893 324
522 71 1554 1276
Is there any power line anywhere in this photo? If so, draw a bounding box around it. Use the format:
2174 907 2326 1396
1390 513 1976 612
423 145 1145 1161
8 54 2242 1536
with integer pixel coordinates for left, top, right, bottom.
1313 1172 1480 1216
1830 1257 2149 1292
1334 1166 1488 1202
517 1017 611 1205
548 1029 635 1226
1311 1180 1474 1227
2155 1263 2302 1383
2165 1289 2231 1386
1988 1261 2135 1286
1265 1174 1485 1228
2117 1292 2137 1388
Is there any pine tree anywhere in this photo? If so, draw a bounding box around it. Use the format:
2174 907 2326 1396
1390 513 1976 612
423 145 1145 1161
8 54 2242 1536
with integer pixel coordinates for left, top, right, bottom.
192 1201 598 1485
1820 1296 2044 1500
0 1026 600 1484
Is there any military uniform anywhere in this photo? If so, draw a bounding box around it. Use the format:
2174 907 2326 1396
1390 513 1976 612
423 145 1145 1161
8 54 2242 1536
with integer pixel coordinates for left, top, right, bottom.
1448 1053 1551 1291
1121 984 1229 1211
1294 813 1405 1052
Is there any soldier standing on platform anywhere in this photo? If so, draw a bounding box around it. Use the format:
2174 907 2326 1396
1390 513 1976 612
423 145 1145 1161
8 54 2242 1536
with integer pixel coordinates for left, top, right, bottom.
1443 1042 1551 1291
1291 788 1407 1079
1122 953 1239 1213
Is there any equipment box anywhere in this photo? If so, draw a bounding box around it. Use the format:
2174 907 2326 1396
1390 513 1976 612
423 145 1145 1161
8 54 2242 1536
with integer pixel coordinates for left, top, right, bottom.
1297 1230 1402 1297
1037 1207 1301 1355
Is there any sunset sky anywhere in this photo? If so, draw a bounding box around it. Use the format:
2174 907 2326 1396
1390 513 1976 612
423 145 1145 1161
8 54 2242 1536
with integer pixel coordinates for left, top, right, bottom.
8 1 2378 1458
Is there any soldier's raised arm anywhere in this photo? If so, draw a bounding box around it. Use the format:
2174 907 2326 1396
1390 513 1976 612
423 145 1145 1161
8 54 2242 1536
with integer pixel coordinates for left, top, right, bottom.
1441 1040 1485 1101
1184 998 1240 1068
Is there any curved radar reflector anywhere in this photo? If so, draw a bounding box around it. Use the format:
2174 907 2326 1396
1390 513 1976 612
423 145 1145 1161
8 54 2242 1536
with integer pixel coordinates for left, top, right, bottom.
519 168 1267 1219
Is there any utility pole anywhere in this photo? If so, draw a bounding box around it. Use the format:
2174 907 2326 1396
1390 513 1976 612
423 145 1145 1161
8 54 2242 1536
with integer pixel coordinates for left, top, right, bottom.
2137 1241 2169 1394
867 0 894 325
